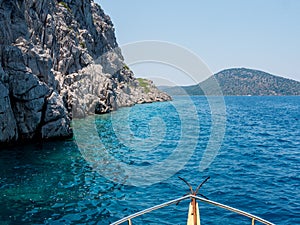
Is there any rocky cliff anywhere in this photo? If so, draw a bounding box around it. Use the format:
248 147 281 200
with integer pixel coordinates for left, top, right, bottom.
0 0 171 144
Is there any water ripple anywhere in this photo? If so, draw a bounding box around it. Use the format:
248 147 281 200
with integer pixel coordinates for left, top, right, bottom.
0 96 299 224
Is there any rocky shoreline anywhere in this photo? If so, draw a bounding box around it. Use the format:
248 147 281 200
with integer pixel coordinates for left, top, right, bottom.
0 0 171 145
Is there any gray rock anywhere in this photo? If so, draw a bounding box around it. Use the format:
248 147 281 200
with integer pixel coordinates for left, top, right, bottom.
41 118 72 139
0 82 18 142
2 46 27 72
44 91 69 123
13 98 44 139
9 72 49 100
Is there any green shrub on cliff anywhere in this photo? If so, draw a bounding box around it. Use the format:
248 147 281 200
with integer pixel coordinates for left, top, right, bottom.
58 1 71 12
137 78 150 93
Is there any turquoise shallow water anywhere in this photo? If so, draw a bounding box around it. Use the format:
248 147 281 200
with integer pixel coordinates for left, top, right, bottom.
0 96 299 224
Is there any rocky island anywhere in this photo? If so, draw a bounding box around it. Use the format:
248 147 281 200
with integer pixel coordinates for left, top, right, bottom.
0 0 171 144
160 68 300 96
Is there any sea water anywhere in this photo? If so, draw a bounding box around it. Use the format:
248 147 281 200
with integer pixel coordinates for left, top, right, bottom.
0 96 299 225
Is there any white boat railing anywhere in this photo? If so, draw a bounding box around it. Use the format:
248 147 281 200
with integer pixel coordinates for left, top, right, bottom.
110 194 275 225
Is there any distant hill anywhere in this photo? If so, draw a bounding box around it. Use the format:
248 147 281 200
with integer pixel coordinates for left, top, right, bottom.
159 68 300 96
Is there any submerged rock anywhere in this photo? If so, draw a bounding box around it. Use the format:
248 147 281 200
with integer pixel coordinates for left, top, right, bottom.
0 0 170 144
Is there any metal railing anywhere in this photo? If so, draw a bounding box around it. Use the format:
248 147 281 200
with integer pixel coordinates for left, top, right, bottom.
110 194 275 225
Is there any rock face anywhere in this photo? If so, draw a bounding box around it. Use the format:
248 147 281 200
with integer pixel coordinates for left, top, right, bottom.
0 0 171 144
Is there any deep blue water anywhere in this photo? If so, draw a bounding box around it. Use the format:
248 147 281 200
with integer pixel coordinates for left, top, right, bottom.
0 96 299 225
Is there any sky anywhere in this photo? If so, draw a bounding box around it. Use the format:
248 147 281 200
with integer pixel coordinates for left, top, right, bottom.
96 0 300 85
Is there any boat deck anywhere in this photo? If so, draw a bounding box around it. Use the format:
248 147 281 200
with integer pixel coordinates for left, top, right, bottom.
110 194 275 225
